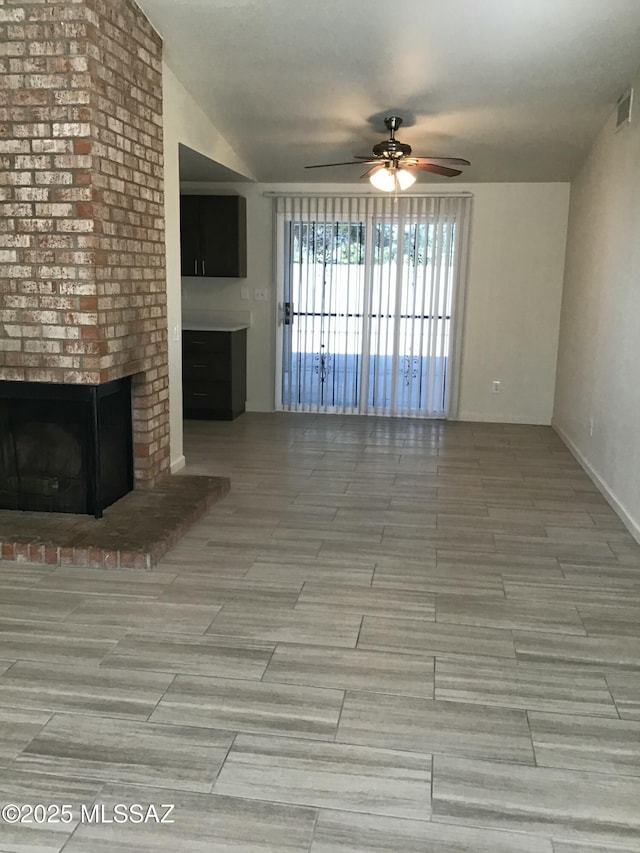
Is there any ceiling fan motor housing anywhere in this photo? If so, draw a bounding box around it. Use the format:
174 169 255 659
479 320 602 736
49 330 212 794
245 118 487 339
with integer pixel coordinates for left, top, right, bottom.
372 139 412 158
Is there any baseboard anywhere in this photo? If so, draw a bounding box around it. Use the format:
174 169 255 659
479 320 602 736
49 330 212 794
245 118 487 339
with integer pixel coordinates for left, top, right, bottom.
552 418 640 545
170 455 186 474
456 411 550 425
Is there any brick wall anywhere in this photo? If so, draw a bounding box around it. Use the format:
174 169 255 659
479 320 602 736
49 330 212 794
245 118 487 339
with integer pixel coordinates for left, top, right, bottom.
0 0 169 484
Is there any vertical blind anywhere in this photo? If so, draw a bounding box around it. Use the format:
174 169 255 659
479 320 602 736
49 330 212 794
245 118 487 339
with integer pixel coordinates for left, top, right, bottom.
274 193 471 419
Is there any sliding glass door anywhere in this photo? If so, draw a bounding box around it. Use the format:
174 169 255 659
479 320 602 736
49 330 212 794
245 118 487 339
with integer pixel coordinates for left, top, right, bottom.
275 195 470 418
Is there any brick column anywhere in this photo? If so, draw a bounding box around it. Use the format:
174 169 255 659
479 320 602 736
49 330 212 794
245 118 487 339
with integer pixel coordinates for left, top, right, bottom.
0 0 169 484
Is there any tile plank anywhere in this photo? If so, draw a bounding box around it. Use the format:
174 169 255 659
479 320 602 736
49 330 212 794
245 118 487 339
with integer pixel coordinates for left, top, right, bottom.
63 786 317 852
0 661 173 719
436 594 585 635
579 605 640 638
207 604 362 647
16 713 234 792
432 755 640 846
64 598 221 634
435 657 616 716
296 583 435 620
529 711 640 777
310 809 553 853
0 768 101 853
101 632 274 680
159 576 301 608
514 632 640 672
359 616 516 658
262 643 434 698
214 734 430 820
34 567 177 597
0 706 51 764
553 842 640 853
0 618 122 665
151 674 343 740
336 691 534 764
606 673 640 720
372 565 506 596
0 587 85 622
245 560 374 586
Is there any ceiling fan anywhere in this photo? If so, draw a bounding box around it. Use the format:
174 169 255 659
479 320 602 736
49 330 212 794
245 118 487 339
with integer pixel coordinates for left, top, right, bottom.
305 116 470 191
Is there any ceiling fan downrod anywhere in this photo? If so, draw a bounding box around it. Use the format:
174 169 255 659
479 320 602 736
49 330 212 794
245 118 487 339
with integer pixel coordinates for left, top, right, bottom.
384 116 402 137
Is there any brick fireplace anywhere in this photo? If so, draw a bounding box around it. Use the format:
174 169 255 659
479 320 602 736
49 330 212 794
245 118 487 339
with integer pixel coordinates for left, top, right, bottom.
0 0 231 566
0 0 169 488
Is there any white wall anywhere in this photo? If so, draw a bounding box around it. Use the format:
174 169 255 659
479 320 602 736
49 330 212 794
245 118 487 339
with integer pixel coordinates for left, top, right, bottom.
162 63 254 471
553 70 640 539
458 183 569 423
181 181 570 423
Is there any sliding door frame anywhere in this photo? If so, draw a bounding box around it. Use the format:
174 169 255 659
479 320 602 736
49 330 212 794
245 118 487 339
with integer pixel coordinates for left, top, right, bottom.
273 194 472 419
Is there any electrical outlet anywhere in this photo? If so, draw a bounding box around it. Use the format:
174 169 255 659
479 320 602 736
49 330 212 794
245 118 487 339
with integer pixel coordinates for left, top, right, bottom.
254 288 269 301
492 380 501 393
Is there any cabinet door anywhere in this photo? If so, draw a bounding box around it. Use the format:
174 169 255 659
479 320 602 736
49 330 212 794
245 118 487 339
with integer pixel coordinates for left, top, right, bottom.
199 196 247 278
179 196 202 276
228 328 247 417
182 330 228 353
182 330 246 420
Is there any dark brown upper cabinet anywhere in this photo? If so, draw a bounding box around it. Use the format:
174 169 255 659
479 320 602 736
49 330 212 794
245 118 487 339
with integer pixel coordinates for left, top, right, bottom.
180 195 247 278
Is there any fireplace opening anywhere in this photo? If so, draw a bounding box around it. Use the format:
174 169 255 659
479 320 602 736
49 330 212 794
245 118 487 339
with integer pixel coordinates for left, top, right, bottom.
0 378 133 518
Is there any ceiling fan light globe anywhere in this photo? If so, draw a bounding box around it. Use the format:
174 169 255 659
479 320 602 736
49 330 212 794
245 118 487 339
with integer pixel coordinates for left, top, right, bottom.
396 168 416 189
369 168 396 192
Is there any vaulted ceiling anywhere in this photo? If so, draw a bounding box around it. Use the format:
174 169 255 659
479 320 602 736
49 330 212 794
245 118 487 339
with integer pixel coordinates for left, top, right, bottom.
138 0 640 183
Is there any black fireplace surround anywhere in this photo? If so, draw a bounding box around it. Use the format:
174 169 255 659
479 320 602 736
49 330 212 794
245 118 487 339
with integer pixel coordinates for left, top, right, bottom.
0 378 133 518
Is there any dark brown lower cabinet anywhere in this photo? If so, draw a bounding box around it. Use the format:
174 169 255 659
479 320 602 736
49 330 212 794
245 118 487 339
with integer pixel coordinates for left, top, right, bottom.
182 328 247 420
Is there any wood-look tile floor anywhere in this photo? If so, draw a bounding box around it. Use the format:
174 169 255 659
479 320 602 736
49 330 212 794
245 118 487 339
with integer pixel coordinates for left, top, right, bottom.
1 413 640 851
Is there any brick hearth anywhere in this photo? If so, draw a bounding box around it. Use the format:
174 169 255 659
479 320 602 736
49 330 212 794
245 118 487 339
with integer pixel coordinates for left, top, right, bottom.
0 474 230 569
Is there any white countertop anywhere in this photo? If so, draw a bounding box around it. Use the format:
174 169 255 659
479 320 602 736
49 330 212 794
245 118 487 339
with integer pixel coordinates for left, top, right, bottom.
182 310 251 333
183 321 249 332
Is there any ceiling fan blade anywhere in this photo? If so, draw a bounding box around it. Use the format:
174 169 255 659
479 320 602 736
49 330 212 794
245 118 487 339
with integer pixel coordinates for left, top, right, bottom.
360 165 382 179
410 156 471 166
412 163 462 177
304 161 377 169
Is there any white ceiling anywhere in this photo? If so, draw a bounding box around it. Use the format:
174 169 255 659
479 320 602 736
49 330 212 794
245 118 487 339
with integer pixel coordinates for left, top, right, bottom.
139 0 640 184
